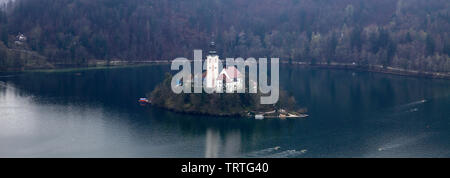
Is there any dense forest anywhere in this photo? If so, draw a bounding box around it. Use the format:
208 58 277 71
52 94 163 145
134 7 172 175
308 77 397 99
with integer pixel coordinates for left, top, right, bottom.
0 0 449 73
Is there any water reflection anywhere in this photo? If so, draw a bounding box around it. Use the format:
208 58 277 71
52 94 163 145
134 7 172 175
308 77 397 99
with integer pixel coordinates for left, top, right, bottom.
205 129 220 158
1 65 450 157
223 130 242 157
204 128 242 158
0 81 134 157
0 82 38 138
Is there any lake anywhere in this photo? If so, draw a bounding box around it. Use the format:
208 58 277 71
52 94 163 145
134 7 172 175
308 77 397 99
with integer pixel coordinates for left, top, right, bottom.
1 65 449 158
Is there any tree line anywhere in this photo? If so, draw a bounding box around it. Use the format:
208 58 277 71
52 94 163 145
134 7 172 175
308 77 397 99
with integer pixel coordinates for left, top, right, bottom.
0 0 449 72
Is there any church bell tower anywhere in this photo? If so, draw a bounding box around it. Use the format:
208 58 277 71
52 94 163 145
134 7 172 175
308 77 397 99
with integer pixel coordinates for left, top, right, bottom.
206 41 220 89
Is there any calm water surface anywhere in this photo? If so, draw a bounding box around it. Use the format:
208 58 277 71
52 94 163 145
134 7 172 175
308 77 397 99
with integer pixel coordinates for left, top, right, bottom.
1 65 449 158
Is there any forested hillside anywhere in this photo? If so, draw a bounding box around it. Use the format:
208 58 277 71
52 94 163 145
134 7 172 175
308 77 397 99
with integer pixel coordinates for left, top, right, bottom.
0 0 449 72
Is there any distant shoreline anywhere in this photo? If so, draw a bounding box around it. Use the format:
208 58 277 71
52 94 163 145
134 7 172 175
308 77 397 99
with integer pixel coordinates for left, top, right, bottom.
2 59 449 80
284 61 450 80
137 60 450 80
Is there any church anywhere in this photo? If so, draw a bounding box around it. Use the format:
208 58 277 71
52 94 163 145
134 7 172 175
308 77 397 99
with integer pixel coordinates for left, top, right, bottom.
205 42 244 93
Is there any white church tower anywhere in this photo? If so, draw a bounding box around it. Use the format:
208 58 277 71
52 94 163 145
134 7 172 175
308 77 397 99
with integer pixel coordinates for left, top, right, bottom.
206 42 220 89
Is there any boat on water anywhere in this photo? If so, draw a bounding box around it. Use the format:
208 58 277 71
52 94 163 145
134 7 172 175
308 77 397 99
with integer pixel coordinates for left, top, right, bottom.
138 98 151 104
255 115 265 120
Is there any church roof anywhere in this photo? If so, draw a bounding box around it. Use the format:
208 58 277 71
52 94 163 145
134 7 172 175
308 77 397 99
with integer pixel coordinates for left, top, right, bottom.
217 66 241 82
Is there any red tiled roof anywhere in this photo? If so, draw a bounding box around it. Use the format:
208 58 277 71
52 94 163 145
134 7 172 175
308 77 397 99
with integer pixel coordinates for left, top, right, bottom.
217 66 241 82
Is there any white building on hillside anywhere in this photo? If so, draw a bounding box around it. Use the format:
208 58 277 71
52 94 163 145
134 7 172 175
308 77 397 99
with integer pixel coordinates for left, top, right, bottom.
16 33 26 42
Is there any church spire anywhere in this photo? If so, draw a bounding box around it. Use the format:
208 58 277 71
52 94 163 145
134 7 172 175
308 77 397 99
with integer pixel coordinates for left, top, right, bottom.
208 41 217 56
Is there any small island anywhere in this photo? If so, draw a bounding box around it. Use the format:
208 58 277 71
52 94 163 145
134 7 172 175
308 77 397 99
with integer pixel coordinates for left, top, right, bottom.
146 42 307 119
145 42 307 119
147 73 308 119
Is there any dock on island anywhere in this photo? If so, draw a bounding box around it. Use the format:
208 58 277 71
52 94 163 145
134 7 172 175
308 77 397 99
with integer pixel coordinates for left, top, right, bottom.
251 109 308 120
